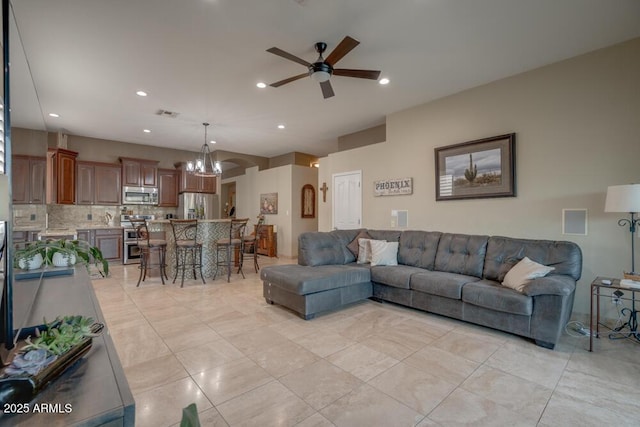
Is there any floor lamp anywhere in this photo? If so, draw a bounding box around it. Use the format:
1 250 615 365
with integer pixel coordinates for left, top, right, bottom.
605 183 640 275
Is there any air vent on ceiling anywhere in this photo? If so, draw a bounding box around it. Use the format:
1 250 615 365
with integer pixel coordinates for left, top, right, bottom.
156 109 180 118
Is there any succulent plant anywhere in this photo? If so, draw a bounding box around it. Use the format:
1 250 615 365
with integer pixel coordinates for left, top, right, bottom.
464 153 478 183
20 316 101 357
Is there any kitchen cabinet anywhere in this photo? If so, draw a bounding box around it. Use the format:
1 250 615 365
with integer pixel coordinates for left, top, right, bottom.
94 228 123 262
175 162 216 194
256 224 277 257
120 157 158 188
13 230 41 244
158 168 179 207
77 161 121 205
76 229 93 245
12 155 46 204
47 148 78 205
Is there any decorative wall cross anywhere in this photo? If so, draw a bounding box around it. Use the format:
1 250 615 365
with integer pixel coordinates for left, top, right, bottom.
320 182 329 202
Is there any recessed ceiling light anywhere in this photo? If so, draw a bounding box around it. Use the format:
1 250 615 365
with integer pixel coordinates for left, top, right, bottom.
277 124 285 129
209 140 216 144
143 129 151 133
136 90 148 97
49 113 60 118
379 78 390 85
256 82 267 89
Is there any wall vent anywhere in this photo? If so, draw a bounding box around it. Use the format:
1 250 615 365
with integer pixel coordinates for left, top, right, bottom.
156 109 180 118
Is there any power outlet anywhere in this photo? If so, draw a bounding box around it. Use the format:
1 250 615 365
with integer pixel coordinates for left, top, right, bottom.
612 290 624 305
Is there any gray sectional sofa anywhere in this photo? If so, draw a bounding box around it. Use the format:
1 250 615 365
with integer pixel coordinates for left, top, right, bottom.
260 229 582 349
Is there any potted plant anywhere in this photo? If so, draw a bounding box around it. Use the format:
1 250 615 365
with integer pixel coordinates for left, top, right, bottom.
0 315 104 405
13 238 110 277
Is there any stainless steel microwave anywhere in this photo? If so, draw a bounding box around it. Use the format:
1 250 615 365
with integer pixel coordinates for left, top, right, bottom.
122 186 158 205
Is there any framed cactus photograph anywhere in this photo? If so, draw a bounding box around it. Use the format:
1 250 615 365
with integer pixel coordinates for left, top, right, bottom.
435 133 516 201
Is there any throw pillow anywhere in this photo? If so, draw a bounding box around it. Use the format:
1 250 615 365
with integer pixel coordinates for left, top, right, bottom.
347 230 371 257
502 256 555 292
357 238 385 264
370 240 399 266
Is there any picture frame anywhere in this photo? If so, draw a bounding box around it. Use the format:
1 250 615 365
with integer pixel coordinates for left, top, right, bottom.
260 192 278 214
435 133 516 201
301 184 315 218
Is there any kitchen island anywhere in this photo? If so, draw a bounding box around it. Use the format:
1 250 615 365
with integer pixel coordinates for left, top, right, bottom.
148 219 234 280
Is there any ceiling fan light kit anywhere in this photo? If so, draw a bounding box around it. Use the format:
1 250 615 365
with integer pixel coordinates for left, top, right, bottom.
267 36 381 99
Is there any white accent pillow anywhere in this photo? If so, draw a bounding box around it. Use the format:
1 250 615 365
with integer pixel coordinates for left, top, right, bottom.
370 240 399 266
357 239 385 264
502 257 555 292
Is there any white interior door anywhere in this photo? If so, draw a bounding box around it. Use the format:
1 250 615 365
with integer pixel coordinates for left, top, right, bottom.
333 170 362 230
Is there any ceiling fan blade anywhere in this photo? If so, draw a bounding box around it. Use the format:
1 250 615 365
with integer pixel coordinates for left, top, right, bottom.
325 36 360 66
333 68 381 80
266 47 311 67
269 73 309 88
320 80 335 99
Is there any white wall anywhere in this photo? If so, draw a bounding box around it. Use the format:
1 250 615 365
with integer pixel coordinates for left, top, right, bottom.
230 164 318 257
319 38 640 318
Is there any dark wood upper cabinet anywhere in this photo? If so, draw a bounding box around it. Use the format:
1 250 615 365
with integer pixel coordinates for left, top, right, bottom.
77 160 121 205
13 155 46 204
120 157 158 188
157 168 179 207
174 162 216 194
47 148 78 205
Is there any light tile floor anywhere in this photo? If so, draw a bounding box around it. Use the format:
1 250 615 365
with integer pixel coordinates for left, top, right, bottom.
92 258 640 427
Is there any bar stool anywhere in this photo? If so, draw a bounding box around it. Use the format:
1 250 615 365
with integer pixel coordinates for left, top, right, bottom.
214 218 249 282
170 219 205 287
130 218 168 287
243 216 264 273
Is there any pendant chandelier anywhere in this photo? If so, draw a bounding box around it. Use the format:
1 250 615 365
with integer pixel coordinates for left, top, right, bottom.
186 122 222 177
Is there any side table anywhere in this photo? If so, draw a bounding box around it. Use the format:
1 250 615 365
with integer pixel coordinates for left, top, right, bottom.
590 276 640 351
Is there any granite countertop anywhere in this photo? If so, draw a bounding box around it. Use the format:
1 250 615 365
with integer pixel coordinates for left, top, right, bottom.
149 219 231 223
14 225 124 233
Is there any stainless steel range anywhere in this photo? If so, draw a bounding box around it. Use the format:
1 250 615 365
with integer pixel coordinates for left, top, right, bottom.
121 214 155 264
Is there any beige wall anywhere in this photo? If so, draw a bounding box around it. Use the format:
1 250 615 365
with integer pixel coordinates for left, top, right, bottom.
338 124 386 152
229 164 318 257
320 37 640 318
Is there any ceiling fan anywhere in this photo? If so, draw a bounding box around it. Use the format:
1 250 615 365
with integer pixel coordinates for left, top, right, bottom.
266 36 381 99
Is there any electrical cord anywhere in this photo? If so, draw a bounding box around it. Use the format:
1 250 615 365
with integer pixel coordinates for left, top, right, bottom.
565 320 591 338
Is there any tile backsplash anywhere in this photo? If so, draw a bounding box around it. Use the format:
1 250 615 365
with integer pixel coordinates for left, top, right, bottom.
15 204 178 229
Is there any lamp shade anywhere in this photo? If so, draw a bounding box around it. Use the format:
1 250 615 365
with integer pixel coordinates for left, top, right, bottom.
605 184 640 213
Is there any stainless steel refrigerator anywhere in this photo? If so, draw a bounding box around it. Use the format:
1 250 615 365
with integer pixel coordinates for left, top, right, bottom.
178 193 219 219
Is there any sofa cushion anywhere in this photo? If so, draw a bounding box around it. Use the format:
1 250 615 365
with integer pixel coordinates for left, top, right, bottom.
483 236 582 282
370 241 399 266
370 265 425 289
434 233 489 278
347 229 371 257
368 229 402 243
357 238 385 264
398 230 442 269
410 271 480 300
502 257 555 292
462 279 533 315
261 264 370 295
298 230 359 266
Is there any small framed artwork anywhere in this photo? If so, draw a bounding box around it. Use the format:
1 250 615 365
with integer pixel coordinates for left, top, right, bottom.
260 192 278 214
435 133 516 201
562 209 588 235
301 184 315 218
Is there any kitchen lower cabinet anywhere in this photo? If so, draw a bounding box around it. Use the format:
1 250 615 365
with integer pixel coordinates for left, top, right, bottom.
94 228 123 262
76 229 94 245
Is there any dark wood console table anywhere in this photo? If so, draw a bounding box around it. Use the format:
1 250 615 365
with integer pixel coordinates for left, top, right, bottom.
5 268 135 426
